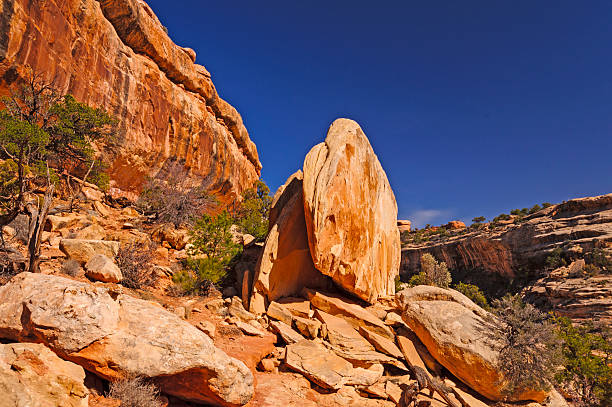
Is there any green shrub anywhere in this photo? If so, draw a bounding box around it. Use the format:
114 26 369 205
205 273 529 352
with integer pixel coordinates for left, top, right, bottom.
528 204 542 214
453 282 489 310
542 202 552 208
172 211 241 295
394 275 403 292
234 180 272 241
409 253 451 288
472 216 486 224
546 247 567 269
585 248 612 274
487 295 562 396
492 213 511 223
555 317 612 406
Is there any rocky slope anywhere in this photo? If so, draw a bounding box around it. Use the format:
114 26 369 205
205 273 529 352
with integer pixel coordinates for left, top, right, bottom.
401 194 612 326
0 0 260 203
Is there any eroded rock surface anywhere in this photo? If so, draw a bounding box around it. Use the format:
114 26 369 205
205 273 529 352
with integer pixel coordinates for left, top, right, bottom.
0 342 89 407
0 0 260 203
397 285 547 402
302 118 401 303
0 273 253 406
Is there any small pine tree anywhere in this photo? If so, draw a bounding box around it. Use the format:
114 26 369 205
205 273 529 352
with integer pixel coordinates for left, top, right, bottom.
234 180 272 241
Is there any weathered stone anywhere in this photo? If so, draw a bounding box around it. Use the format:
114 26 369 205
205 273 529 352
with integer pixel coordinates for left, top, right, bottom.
0 273 253 406
285 340 352 390
269 320 304 345
314 310 395 367
398 285 546 402
235 320 265 337
293 315 321 339
75 224 106 240
278 297 313 318
229 297 256 322
249 171 331 313
0 342 89 407
196 320 216 339
304 289 394 340
397 220 412 233
302 118 401 302
151 224 189 250
59 239 120 264
85 254 123 283
266 301 294 326
385 380 403 404
358 326 403 360
396 331 428 372
0 0 260 204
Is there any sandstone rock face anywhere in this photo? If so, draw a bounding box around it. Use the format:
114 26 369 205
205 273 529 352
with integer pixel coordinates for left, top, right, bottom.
302 119 401 303
0 0 260 203
401 194 612 278
0 342 89 407
0 273 253 406
249 171 331 313
397 285 546 402
85 254 122 283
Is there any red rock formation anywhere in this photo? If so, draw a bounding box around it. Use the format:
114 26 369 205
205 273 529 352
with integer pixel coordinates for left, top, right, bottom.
0 0 260 204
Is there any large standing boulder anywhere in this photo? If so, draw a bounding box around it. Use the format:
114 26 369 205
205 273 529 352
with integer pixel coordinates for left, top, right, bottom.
249 171 331 313
0 273 253 406
302 119 400 303
397 285 547 402
0 342 89 407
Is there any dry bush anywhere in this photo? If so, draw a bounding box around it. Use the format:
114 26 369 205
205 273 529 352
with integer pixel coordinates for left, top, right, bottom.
115 242 156 289
486 295 562 396
137 160 217 227
409 253 451 288
107 376 163 407
61 259 81 277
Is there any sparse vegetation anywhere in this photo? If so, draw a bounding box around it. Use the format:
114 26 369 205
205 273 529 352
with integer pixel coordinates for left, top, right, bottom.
138 160 217 227
234 180 272 241
107 376 164 407
546 247 567 270
408 253 451 288
487 295 562 396
61 259 81 277
0 70 115 272
171 211 241 295
116 242 156 289
453 282 489 310
555 317 612 407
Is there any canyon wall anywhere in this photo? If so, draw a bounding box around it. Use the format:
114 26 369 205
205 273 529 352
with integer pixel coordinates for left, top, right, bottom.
0 0 261 204
401 194 612 278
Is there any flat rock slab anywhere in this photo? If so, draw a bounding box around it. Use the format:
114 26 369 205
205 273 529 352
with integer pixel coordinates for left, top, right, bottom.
304 289 394 340
302 118 401 303
0 273 253 406
314 310 395 367
0 342 89 407
284 340 383 390
358 326 403 360
269 320 304 345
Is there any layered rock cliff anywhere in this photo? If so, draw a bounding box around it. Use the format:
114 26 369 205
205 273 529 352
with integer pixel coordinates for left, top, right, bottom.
0 0 261 203
401 194 612 278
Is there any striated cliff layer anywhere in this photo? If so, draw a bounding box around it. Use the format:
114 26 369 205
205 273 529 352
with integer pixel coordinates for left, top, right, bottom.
401 194 612 278
401 194 612 325
0 0 261 203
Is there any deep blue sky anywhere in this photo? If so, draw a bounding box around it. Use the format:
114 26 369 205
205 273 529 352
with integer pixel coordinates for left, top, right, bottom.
147 1 611 227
